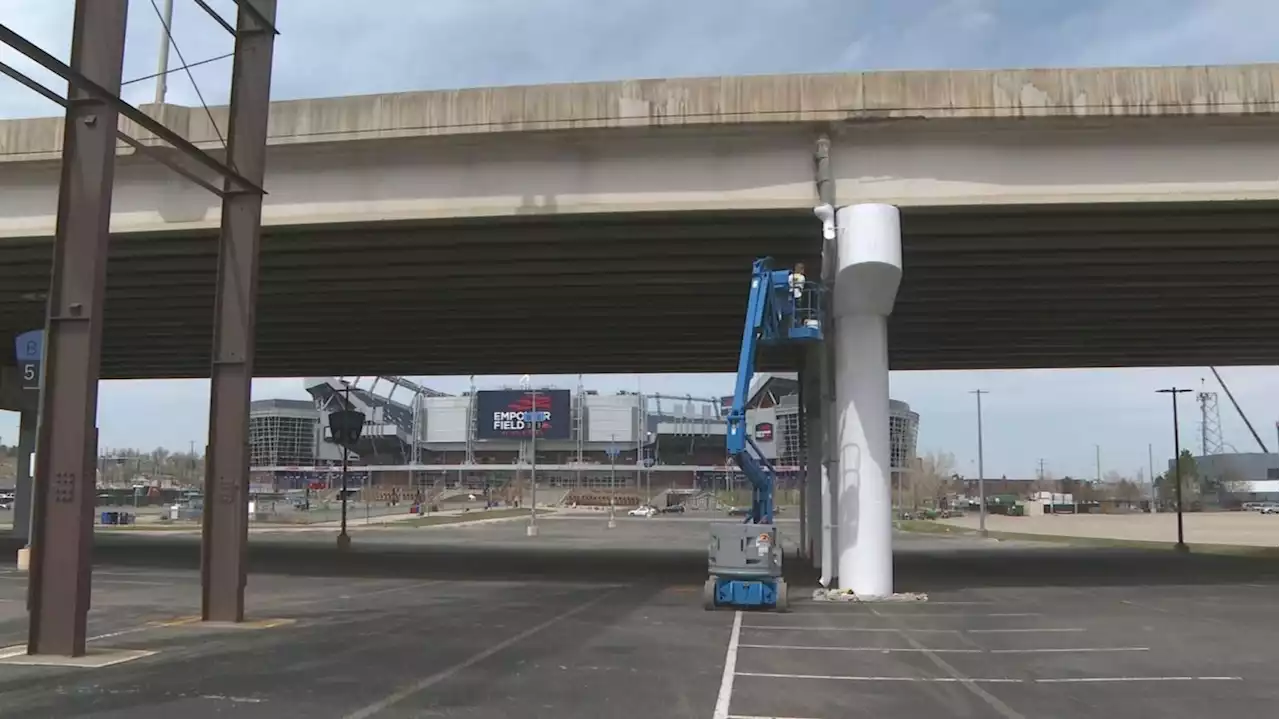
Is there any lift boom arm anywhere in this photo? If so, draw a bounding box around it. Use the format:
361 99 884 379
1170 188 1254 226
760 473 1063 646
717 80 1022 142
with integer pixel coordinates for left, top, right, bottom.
725 258 823 525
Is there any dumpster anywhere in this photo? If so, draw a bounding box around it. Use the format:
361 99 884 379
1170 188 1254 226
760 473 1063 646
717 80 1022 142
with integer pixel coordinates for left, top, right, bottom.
99 511 119 525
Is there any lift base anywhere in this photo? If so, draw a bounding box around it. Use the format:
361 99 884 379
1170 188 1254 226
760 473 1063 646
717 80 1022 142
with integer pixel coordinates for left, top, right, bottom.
703 576 789 611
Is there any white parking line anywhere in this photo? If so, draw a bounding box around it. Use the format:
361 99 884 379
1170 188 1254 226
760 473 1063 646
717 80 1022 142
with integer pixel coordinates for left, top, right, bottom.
737 672 1022 683
793 612 1042 618
727 714 825 719
728 714 825 719
741 625 955 633
967 628 1085 634
743 625 1085 635
738 644 981 654
736 672 1245 685
1035 676 1243 683
341 588 618 719
738 644 1150 655
990 647 1149 654
864 604 1028 719
712 611 743 719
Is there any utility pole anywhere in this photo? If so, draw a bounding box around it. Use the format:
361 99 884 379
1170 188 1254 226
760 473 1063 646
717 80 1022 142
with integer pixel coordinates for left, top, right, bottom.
971 390 987 536
1156 387 1192 552
338 385 352 550
1094 444 1101 484
520 375 539 537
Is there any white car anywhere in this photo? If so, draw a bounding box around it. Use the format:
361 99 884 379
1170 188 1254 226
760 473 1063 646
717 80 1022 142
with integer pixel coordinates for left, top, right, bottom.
627 506 657 518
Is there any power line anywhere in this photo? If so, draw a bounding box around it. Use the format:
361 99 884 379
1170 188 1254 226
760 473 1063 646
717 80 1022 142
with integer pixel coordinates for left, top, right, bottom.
147 0 228 155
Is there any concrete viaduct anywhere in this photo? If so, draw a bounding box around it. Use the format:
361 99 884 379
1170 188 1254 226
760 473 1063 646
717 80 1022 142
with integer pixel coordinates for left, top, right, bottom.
2 63 1276 379
0 59 1276 651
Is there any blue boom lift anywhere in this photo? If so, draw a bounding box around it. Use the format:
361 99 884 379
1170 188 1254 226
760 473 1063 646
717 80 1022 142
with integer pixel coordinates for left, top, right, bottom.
703 257 823 611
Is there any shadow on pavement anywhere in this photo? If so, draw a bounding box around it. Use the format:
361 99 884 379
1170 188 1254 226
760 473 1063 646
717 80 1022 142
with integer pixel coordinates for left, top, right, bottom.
4 533 1275 591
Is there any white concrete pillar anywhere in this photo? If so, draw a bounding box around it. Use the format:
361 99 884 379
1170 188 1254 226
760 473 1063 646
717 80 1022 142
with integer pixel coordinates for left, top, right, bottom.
12 406 36 542
832 204 902 598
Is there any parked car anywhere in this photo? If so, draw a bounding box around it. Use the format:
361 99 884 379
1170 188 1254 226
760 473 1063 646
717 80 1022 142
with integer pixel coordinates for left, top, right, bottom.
1258 503 1278 515
659 504 686 514
627 506 657 518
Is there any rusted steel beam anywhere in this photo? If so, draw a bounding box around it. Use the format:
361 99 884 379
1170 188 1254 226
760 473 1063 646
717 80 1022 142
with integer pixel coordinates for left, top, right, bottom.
201 0 278 623
25 0 128 657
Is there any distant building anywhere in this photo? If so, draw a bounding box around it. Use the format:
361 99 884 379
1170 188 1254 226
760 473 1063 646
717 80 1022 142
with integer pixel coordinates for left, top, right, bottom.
246 374 920 493
1168 452 1279 504
248 399 319 468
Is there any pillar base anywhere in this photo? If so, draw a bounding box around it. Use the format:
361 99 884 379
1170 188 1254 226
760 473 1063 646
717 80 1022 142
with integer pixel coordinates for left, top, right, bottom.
336 533 352 551
812 588 928 603
607 519 617 529
15 546 30 572
525 524 539 537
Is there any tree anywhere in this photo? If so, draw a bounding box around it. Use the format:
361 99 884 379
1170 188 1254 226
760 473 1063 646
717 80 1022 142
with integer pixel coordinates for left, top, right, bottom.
1155 450 1200 507
907 450 954 508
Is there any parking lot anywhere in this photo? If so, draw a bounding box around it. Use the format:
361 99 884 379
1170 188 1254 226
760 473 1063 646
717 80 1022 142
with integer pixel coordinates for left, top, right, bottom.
717 580 1277 719
0 516 1274 718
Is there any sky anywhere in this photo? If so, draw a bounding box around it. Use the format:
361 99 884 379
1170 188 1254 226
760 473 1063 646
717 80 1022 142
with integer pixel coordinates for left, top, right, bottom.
0 0 1277 478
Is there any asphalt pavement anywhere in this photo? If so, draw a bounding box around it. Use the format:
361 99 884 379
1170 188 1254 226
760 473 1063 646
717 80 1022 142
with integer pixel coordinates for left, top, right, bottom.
0 517 1273 718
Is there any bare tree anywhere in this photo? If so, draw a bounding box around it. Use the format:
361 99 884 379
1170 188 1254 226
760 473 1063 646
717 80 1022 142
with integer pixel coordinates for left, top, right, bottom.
908 450 955 508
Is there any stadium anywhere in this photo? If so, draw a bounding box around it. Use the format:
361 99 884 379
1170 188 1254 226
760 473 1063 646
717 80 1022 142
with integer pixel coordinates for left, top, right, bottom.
247 374 920 505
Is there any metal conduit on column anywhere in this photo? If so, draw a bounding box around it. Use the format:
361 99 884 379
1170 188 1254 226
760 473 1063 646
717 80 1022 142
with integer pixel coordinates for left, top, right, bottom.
24 0 129 657
801 351 823 566
12 404 36 545
201 0 279 623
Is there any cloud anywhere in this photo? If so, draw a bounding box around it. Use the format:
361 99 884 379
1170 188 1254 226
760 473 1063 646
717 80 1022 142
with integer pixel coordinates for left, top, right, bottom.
0 0 1275 477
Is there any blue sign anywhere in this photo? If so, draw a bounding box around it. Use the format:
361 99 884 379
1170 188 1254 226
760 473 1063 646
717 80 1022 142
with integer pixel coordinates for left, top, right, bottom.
605 445 620 458
14 329 43 391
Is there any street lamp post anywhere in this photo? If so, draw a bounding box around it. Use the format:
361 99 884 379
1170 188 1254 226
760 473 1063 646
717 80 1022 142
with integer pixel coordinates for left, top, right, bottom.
606 435 619 529
971 390 988 536
327 384 365 552
1156 387 1192 552
521 375 539 537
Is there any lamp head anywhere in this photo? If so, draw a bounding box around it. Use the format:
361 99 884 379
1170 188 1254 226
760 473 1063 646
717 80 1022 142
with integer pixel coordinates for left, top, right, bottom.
813 203 836 240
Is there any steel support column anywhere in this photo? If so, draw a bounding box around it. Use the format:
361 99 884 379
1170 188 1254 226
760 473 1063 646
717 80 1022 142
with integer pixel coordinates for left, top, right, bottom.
25 0 128 657
201 0 278 622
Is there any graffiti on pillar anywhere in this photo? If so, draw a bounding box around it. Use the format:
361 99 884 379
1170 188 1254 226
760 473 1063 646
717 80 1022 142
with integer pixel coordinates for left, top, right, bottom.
215 475 238 505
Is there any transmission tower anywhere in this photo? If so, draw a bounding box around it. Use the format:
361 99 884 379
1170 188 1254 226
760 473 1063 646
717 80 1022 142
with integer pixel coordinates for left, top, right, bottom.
1197 381 1225 456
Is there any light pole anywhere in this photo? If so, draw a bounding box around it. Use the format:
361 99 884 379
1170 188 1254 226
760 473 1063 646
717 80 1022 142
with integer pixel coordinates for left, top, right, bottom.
606 434 619 528
1147 443 1155 513
328 384 365 552
153 0 174 105
1157 387 1192 552
645 431 654 506
521 375 539 537
971 389 987 536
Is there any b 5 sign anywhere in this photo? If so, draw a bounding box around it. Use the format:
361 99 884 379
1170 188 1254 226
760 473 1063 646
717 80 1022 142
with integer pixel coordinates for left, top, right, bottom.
14 330 42 391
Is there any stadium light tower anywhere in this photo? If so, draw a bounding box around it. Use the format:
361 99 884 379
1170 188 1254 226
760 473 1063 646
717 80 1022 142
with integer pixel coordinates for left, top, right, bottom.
521 375 538 537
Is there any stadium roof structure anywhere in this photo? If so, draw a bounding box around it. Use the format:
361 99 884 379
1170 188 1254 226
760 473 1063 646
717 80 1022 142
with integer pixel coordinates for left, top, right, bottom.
1 202 1276 379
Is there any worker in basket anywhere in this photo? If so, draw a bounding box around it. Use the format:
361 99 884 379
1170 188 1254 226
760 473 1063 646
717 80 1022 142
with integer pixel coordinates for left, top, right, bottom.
789 263 821 329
